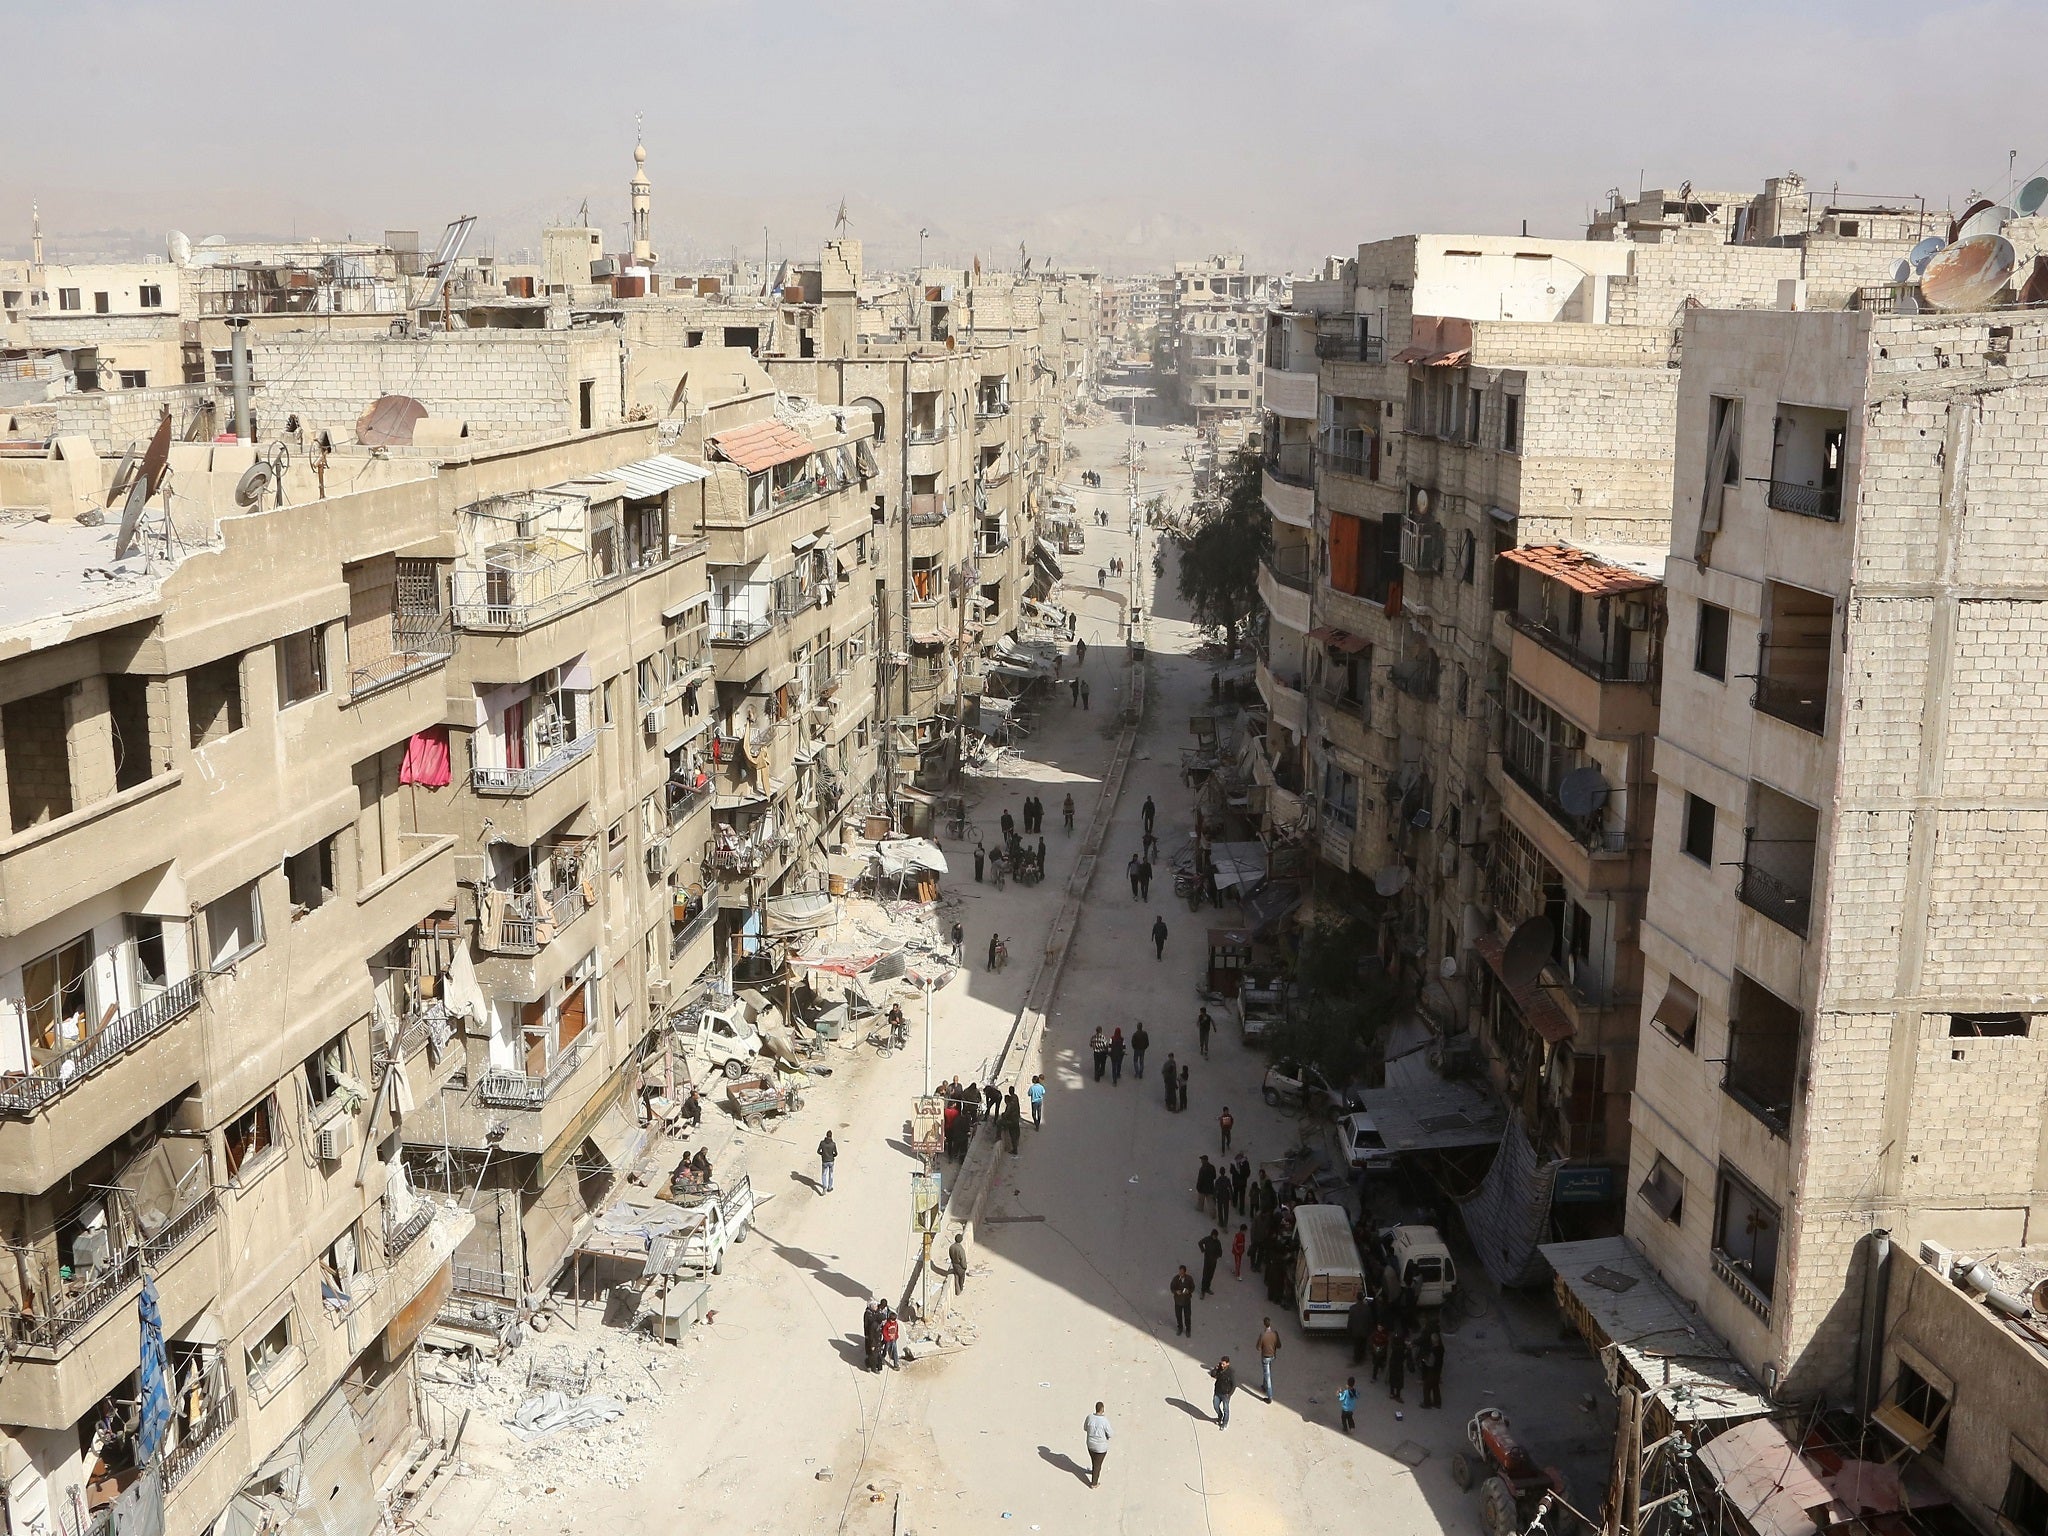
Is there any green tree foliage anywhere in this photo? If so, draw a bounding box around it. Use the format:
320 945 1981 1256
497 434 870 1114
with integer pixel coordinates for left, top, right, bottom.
1174 448 1268 653
1265 912 1406 1086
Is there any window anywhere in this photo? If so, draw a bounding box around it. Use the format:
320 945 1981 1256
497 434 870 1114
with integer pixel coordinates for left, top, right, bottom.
129 915 169 988
118 369 148 390
139 284 162 308
58 287 80 310
1681 792 1716 865
1694 602 1730 680
187 653 246 745
224 1093 278 1179
93 291 110 314
577 379 595 431
1501 394 1521 453
275 627 328 705
23 934 93 1050
1319 762 1358 829
1949 1012 2030 1037
1638 1154 1685 1223
1651 974 1700 1050
1712 1165 1780 1302
1891 1363 1951 1458
304 1034 351 1111
206 879 265 969
285 836 337 913
244 1309 294 1380
1466 389 1483 443
2003 1463 2048 1536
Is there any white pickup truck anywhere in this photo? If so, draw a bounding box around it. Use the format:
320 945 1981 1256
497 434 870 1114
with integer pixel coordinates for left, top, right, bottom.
666 1174 756 1276
672 991 777 1079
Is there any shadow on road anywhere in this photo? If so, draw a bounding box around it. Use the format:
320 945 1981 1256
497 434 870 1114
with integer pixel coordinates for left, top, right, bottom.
1035 1446 1093 1486
1164 1397 1213 1423
758 1233 873 1301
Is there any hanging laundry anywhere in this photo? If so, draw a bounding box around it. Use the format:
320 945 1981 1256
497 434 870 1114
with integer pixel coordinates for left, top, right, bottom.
398 726 452 788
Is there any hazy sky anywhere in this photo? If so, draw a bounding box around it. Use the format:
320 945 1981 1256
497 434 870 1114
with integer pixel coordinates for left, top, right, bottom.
4 0 2044 272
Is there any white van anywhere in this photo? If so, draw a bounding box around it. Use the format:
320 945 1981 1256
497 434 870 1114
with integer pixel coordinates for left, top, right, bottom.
1291 1205 1366 1332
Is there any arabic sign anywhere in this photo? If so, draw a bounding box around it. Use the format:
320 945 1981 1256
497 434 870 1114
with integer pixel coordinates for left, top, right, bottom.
911 1096 945 1158
910 1172 943 1234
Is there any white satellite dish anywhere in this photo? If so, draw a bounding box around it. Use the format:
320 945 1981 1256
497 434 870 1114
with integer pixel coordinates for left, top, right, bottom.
1372 865 1409 897
1891 258 1914 284
1907 235 1946 275
1958 204 2016 242
1439 954 1459 979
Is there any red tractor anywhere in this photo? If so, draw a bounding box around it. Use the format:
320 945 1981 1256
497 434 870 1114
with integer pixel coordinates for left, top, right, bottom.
1450 1409 1570 1536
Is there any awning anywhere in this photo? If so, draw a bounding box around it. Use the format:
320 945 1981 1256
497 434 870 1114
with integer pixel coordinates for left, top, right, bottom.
1472 932 1576 1044
1454 1111 1560 1287
1499 543 1662 596
665 713 714 754
662 591 712 621
1306 625 1370 654
909 631 947 649
1540 1236 1774 1425
1698 1419 1848 1536
712 789 767 811
1650 976 1699 1046
1209 841 1269 893
1240 880 1303 935
1346 1080 1507 1153
595 454 710 498
709 419 815 473
876 838 949 876
585 1099 643 1171
792 533 818 552
1032 543 1063 583
764 891 836 935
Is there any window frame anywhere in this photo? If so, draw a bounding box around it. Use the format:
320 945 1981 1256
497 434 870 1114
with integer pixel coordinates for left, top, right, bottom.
1681 792 1716 866
224 1090 281 1182
206 879 266 969
1694 602 1730 681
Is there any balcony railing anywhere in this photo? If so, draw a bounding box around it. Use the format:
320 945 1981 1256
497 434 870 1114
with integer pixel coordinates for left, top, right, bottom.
906 423 948 445
667 778 713 827
1737 858 1812 937
1752 671 1827 734
1766 479 1842 522
1506 611 1652 683
670 888 721 959
448 558 632 632
470 731 597 796
491 878 590 954
385 1204 436 1260
1500 751 1630 855
163 1389 238 1490
348 611 454 698
908 494 950 528
0 974 203 1115
1315 333 1386 363
1711 1247 1775 1324
710 607 773 646
1315 683 1368 721
1263 443 1314 488
475 1029 595 1110
0 1190 220 1352
1319 442 1379 481
975 401 1009 420
1262 546 1312 592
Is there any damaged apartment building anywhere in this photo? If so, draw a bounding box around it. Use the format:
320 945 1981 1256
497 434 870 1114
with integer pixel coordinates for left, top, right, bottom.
1248 171 1939 1229
1158 255 1285 428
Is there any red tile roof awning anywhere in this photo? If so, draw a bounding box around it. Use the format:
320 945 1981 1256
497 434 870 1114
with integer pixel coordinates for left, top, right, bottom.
709 419 816 474
1472 932 1575 1045
1499 543 1660 598
1306 625 1370 653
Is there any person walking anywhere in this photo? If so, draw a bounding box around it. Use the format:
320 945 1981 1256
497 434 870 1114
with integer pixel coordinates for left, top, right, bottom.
1177 1062 1191 1112
1170 1265 1195 1336
950 920 964 964
1256 1318 1283 1402
1209 1357 1238 1429
1198 1228 1223 1297
1368 1320 1390 1382
1069 676 1081 706
974 844 985 882
1232 1153 1252 1214
1338 1378 1359 1433
1142 828 1158 863
1063 792 1075 831
1161 1051 1179 1110
1028 1074 1046 1129
1142 795 1156 836
948 1232 970 1295
816 1130 838 1193
1002 1088 1022 1153
1196 1006 1213 1057
1194 1154 1217 1212
1137 857 1152 901
861 1298 883 1372
1247 1209 1269 1272
880 1303 901 1370
1090 1027 1110 1081
1214 1175 1232 1227
1036 834 1046 874
1218 1105 1235 1153
1386 1327 1409 1403
1001 807 1015 843
1346 1294 1375 1366
1080 679 1090 710
988 932 1000 970
1108 1027 1126 1084
1077 636 1088 664
1152 914 1169 960
1127 854 1142 900
1131 1022 1149 1078
1231 1224 1247 1279
1416 1326 1445 1409
1082 1403 1113 1489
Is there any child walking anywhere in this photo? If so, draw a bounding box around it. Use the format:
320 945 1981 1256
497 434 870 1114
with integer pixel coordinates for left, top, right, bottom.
1231 1224 1247 1279
1338 1378 1359 1432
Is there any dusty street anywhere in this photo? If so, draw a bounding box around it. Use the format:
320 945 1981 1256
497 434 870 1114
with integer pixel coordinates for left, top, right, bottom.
423 418 1609 1536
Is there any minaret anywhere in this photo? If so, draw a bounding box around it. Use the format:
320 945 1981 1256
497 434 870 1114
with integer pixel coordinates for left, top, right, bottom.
31 201 43 270
630 137 653 267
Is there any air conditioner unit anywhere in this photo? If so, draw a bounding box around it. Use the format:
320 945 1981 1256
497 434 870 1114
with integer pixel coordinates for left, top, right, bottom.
315 1117 354 1162
646 840 671 878
647 978 671 1007
643 704 667 735
1620 599 1653 631
1919 1239 1956 1279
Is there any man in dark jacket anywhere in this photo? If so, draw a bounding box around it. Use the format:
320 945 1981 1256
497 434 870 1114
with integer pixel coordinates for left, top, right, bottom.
1194 1154 1217 1211
1152 914 1169 960
1209 1357 1238 1428
1131 1023 1150 1078
1001 1088 1022 1154
1197 1228 1224 1297
1346 1295 1376 1365
1170 1265 1195 1336
1416 1326 1445 1408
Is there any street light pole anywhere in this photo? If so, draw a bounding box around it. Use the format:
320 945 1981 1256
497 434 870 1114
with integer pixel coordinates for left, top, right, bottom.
922 978 934 1095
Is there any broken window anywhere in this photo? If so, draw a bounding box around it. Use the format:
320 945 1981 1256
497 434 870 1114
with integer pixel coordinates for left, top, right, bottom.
1949 1013 2030 1038
1768 404 1848 521
1754 581 1833 734
285 836 338 913
275 627 328 706
577 379 595 431
225 1093 279 1180
1638 1154 1684 1224
1681 792 1716 865
2003 1464 2048 1536
139 284 161 308
118 369 147 389
1740 782 1819 936
1712 1164 1780 1304
3 685 75 830
304 1033 351 1111
1650 974 1700 1050
1501 394 1521 453
243 1307 293 1379
1725 971 1801 1135
187 654 246 746
206 879 265 969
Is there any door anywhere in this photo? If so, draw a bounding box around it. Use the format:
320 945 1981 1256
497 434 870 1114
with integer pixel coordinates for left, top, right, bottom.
503 700 527 771
556 984 588 1050
26 935 94 1052
521 999 549 1074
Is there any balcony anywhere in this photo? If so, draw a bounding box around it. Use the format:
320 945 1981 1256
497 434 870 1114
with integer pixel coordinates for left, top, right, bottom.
710 605 773 646
1319 441 1379 482
1737 857 1812 938
1711 1247 1774 1325
1316 333 1386 363
1499 750 1629 857
1765 480 1841 522
905 423 948 445
470 730 597 796
670 885 721 960
449 551 636 633
347 610 454 699
475 1028 596 1110
162 1388 237 1491
0 975 202 1116
1722 972 1800 1137
1262 466 1314 530
1506 611 1651 683
1263 442 1314 489
1255 657 1307 736
1262 366 1318 420
974 401 1009 421
0 1190 219 1356
1752 673 1827 734
483 876 591 956
1257 552 1312 635
909 494 950 528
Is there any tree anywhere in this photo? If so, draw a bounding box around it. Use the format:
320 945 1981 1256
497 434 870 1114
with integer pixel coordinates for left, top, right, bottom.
1174 448 1268 653
1265 912 1406 1087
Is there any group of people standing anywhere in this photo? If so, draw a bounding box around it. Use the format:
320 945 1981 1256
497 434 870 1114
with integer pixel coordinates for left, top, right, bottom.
1186 1161 1306 1311
1342 1237 1449 1408
937 1076 1023 1160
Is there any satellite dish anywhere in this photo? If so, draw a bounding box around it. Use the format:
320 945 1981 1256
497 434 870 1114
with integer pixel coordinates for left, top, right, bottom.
106 444 142 505
140 410 173 498
2018 177 2048 218
1921 235 2017 312
1372 865 1409 897
1907 235 1946 275
1413 488 1430 516
1501 916 1553 990
111 476 153 562
1950 198 1995 243
1556 766 1611 819
1439 954 1459 980
1958 204 2016 242
356 394 427 446
1890 259 1913 285
167 230 192 265
867 951 908 983
234 460 274 509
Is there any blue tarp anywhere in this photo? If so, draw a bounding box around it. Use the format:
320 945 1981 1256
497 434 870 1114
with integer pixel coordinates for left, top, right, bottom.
136 1276 172 1465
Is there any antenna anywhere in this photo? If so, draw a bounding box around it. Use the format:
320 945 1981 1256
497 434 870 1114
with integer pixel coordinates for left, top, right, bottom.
1501 917 1554 990
113 410 175 560
419 215 477 314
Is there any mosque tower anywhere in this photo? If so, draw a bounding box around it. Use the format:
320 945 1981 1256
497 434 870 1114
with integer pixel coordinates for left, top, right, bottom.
630 138 654 267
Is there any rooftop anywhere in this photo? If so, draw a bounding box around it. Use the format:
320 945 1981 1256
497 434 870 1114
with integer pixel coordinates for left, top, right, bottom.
1500 542 1665 596
0 513 175 652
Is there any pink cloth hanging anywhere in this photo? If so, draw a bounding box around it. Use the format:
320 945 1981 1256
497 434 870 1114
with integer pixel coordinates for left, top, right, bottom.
399 726 452 788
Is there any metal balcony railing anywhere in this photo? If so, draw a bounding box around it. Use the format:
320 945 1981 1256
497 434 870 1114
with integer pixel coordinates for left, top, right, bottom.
1318 442 1379 481
669 888 721 959
906 423 948 445
163 1389 238 1490
1738 858 1813 937
0 975 203 1115
475 1029 595 1110
1263 443 1314 488
710 607 773 646
1261 546 1312 592
1506 611 1652 683
1766 479 1842 522
1711 1248 1774 1323
348 612 454 698
975 401 1009 419
1500 750 1630 855
0 1190 220 1352
384 1205 436 1260
470 731 597 796
1752 670 1828 734
908 494 950 528
1315 333 1386 363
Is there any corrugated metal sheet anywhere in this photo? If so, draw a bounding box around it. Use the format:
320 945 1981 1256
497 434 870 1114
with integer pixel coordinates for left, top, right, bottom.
595 454 709 497
1499 543 1661 597
709 420 815 473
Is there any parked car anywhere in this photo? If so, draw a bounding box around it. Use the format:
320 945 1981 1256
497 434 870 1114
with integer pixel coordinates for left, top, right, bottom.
1261 1058 1359 1116
1382 1223 1459 1308
1338 1111 1394 1173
